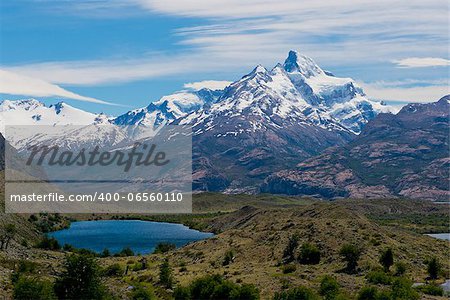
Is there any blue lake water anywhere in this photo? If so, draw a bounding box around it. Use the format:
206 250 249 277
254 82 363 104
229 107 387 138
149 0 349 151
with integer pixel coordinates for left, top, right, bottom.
426 233 450 241
49 220 214 254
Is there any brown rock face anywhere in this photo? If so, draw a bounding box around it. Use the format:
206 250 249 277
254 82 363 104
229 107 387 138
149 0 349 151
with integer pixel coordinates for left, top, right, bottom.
262 95 450 201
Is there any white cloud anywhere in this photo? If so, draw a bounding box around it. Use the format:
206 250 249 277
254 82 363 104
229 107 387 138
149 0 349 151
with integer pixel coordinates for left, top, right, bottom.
184 80 232 90
359 81 449 103
393 57 450 68
0 69 116 105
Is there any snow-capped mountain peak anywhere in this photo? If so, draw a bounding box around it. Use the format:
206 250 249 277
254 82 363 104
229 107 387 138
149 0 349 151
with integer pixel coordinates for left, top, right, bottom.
283 50 324 78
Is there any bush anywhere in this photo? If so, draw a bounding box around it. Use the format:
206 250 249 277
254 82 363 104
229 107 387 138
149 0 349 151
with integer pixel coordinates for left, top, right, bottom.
339 244 361 273
130 285 155 300
35 235 61 250
174 286 191 300
416 284 444 296
379 248 394 272
177 274 259 300
357 286 378 300
282 234 299 264
366 270 392 285
426 257 440 280
153 242 176 254
390 277 419 300
13 276 56 300
393 262 406 276
223 249 235 266
103 263 123 277
101 248 111 257
319 276 340 300
298 243 321 265
54 253 106 300
282 264 297 274
159 258 173 288
273 286 319 300
115 247 135 257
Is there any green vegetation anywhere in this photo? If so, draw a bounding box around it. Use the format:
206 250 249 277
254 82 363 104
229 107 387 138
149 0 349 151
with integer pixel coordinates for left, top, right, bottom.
390 277 419 300
298 243 321 265
13 276 56 300
223 249 235 266
54 254 107 300
273 286 319 300
130 284 156 300
153 242 176 254
415 283 444 296
426 257 441 279
174 274 259 300
379 248 393 272
282 234 299 264
366 270 392 285
159 258 174 289
319 276 340 300
339 244 362 274
114 247 135 257
393 262 406 276
281 264 297 274
0 223 16 250
35 235 61 250
103 263 123 277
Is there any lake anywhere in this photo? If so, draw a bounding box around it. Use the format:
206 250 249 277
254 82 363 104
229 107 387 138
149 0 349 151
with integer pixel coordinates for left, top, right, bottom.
49 220 214 254
426 233 450 241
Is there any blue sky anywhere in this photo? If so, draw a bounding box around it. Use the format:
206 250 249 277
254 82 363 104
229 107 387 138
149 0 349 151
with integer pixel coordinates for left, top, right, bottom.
0 0 448 115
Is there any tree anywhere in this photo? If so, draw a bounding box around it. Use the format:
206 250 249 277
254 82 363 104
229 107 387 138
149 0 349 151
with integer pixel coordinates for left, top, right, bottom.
426 257 440 280
339 244 361 273
159 258 173 288
273 286 319 300
153 242 176 254
379 248 394 272
13 276 56 300
282 234 299 264
298 243 321 265
1 224 16 250
54 253 106 299
319 276 340 300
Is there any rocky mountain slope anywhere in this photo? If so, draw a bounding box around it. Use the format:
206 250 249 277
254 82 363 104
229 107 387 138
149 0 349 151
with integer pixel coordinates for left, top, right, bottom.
262 95 450 201
178 51 391 191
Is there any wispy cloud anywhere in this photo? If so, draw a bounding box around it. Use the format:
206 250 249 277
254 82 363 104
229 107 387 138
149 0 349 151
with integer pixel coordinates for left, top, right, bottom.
393 57 450 68
0 69 117 105
184 80 232 91
359 81 449 103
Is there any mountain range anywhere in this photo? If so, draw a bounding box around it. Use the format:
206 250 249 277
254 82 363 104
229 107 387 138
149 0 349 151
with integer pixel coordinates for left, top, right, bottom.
1 50 447 200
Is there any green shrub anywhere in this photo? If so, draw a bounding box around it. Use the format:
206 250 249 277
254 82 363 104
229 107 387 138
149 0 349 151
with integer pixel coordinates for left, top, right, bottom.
54 253 106 300
416 284 444 296
281 264 296 274
379 248 394 272
17 260 38 274
339 244 362 273
130 285 155 300
179 274 259 300
174 286 191 300
366 270 392 285
357 286 378 300
13 276 56 300
393 262 406 276
223 249 235 266
390 277 419 300
282 234 299 264
273 286 319 300
153 242 176 254
298 243 321 265
103 263 123 277
159 258 173 288
115 247 135 257
426 257 440 280
101 248 111 257
319 276 340 300
35 235 61 250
